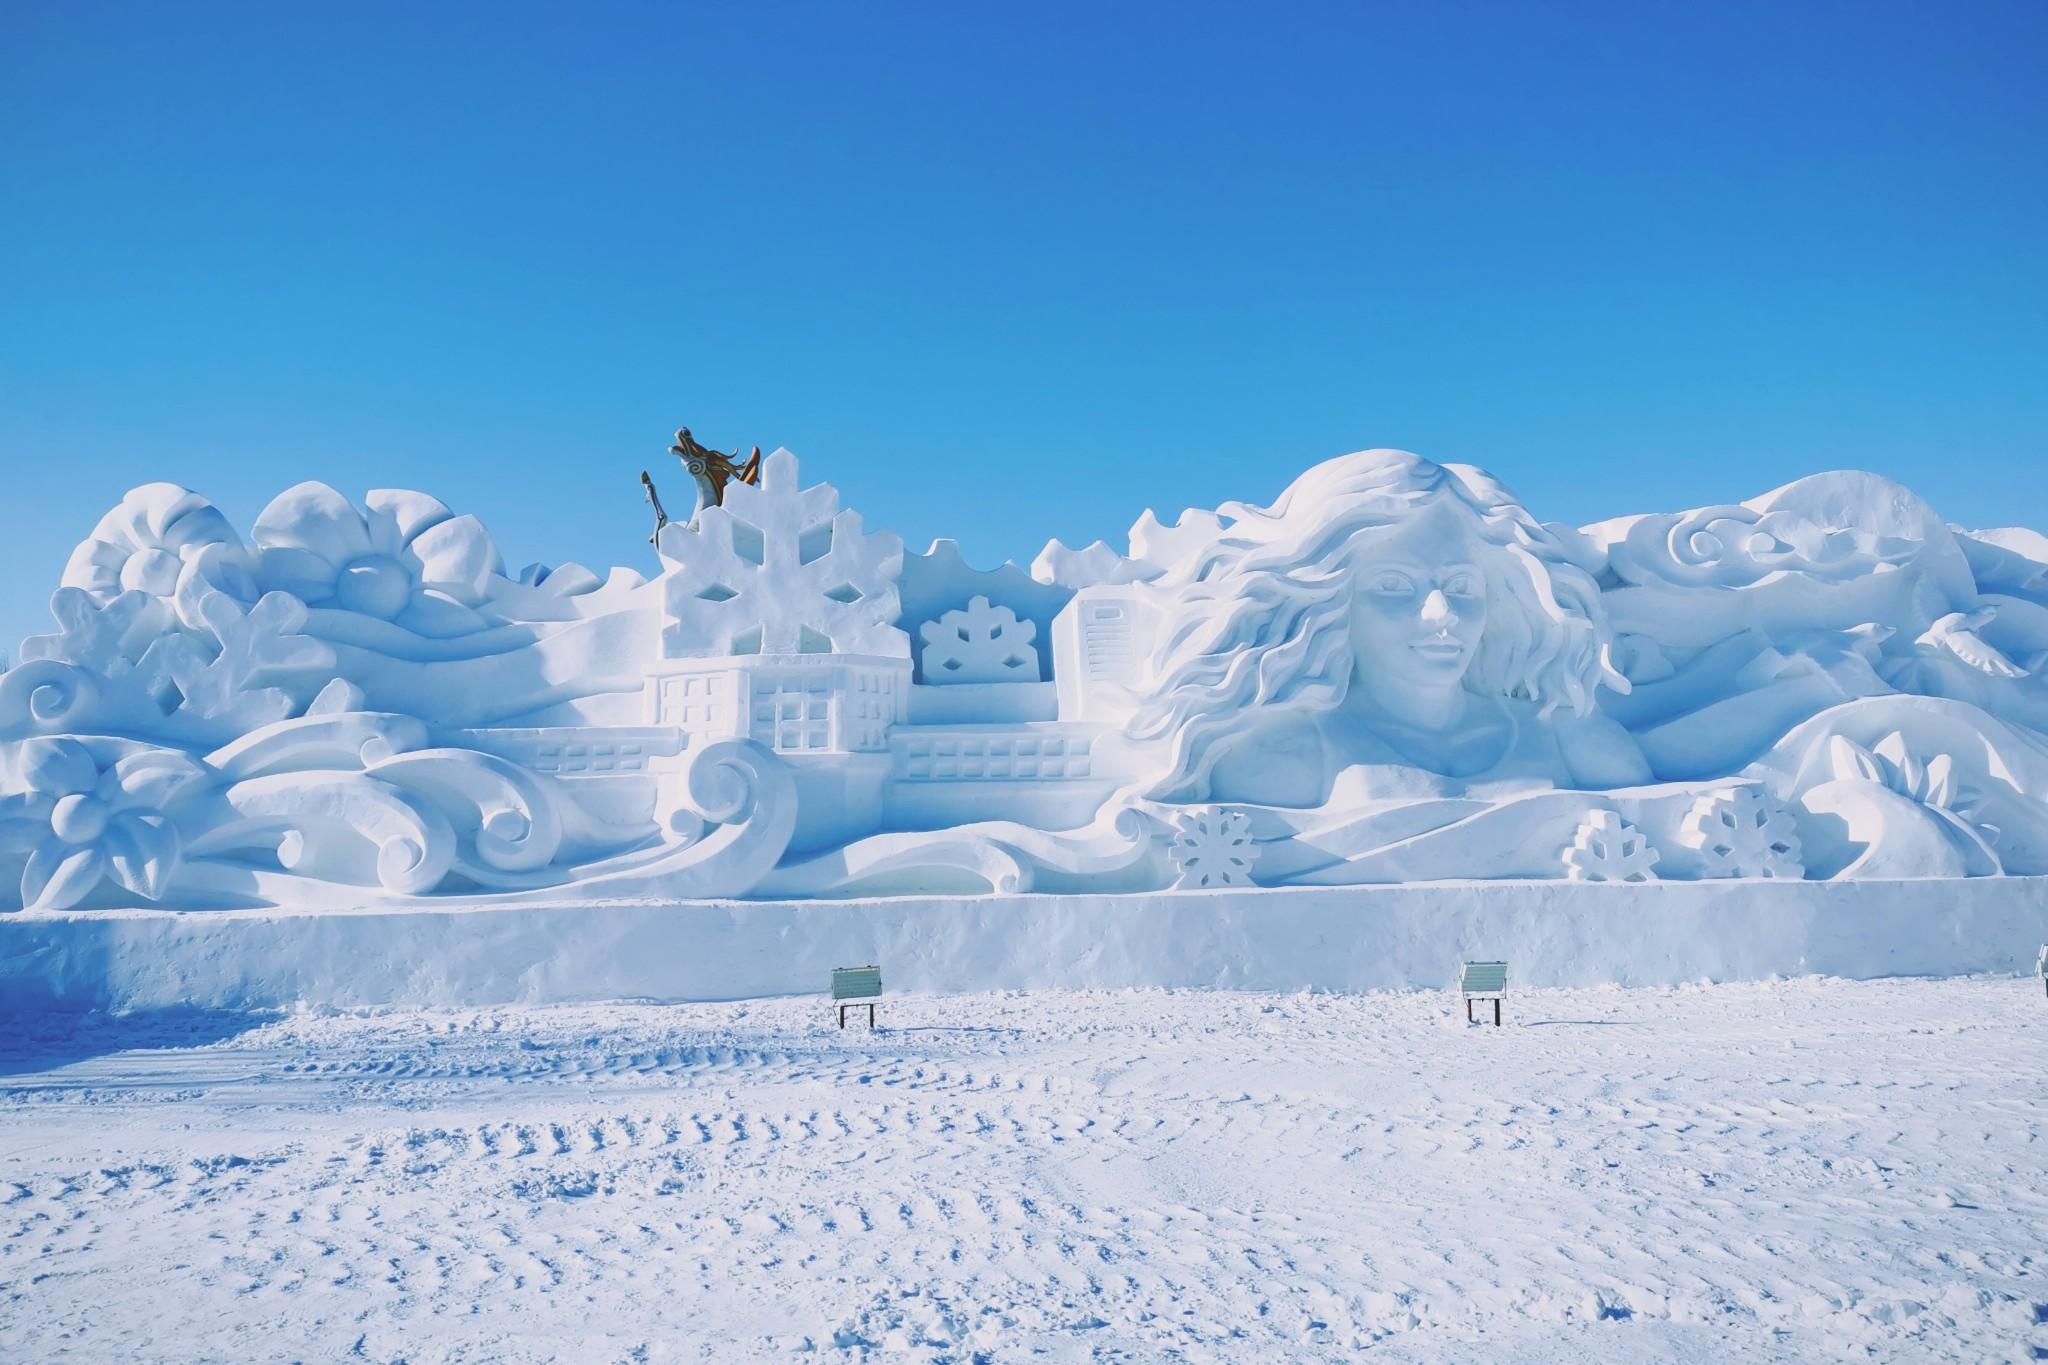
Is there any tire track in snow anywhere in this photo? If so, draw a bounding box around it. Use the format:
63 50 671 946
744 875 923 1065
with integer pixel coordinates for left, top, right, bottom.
4 981 2045 1361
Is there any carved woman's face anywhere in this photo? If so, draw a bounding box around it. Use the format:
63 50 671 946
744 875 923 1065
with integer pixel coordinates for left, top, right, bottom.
1345 503 1489 699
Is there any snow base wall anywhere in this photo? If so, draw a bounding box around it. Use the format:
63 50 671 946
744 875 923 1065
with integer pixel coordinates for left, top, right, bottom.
5 878 2046 1013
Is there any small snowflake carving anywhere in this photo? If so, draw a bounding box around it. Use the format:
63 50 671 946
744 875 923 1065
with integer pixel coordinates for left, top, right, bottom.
658 449 906 658
919 596 1040 683
1562 810 1660 882
1679 785 1804 879
1167 806 1258 890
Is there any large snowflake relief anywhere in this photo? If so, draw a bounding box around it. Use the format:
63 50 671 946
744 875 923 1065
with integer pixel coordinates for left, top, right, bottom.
658 450 907 658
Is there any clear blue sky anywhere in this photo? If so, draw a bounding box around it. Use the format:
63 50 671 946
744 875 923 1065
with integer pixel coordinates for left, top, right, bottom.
4 0 2043 652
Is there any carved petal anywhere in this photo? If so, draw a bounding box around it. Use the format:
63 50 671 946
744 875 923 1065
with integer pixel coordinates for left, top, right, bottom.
1826 735 1883 785
61 484 244 601
365 489 455 557
394 590 490 639
102 811 180 900
406 514 503 604
176 542 259 611
62 536 144 603
254 545 342 602
0 792 57 854
19 736 98 799
1921 754 1957 810
1872 732 1920 797
102 749 209 811
22 842 105 911
253 482 374 565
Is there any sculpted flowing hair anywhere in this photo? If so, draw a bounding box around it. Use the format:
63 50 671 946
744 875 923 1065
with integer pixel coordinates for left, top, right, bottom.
1123 450 1623 801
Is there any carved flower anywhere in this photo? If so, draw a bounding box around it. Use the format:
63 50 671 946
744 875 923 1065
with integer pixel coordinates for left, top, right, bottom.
60 483 258 627
252 484 505 636
1 738 204 910
1827 731 1999 865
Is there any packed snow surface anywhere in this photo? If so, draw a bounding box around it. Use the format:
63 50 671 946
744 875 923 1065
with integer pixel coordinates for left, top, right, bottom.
2 979 2043 1362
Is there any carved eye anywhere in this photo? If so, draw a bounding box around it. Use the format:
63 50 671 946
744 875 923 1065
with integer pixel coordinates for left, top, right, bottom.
1369 571 1415 596
1443 571 1480 597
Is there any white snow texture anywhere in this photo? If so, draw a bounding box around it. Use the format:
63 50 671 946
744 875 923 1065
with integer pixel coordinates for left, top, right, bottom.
2 979 2044 1362
12 448 2048 917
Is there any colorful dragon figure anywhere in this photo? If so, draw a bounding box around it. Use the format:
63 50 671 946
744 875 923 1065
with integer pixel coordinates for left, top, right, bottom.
669 427 763 526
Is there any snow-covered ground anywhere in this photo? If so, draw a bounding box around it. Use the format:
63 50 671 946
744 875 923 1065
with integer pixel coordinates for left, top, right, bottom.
2 979 2043 1362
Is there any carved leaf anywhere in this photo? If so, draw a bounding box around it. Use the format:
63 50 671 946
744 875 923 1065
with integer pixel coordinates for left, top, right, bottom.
22 842 105 911
1874 732 1923 799
18 736 97 798
1920 753 1957 810
102 811 180 900
103 749 209 810
20 587 164 674
167 590 334 723
1827 735 1884 786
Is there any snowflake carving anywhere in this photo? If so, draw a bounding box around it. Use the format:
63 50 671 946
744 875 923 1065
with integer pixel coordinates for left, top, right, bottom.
1679 785 1804 879
1562 810 1660 882
658 449 906 658
1167 806 1258 890
919 596 1039 683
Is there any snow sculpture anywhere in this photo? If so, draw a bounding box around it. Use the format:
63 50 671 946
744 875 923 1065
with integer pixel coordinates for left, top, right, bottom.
1562 811 1660 883
10 442 2048 910
919 596 1039 683
657 448 903 658
159 591 334 726
1679 787 1805 880
62 483 256 613
647 448 908 854
1032 507 1230 589
1783 731 2000 878
1166 806 1258 889
1914 609 2026 679
1117 452 1644 808
1052 586 1152 724
899 539 1069 684
254 484 505 638
4 737 200 910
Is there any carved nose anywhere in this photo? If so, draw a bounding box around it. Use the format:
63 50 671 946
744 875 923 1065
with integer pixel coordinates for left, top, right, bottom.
1420 589 1454 625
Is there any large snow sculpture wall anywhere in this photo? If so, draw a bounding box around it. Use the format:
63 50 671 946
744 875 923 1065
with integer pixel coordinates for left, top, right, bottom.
8 447 2048 911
